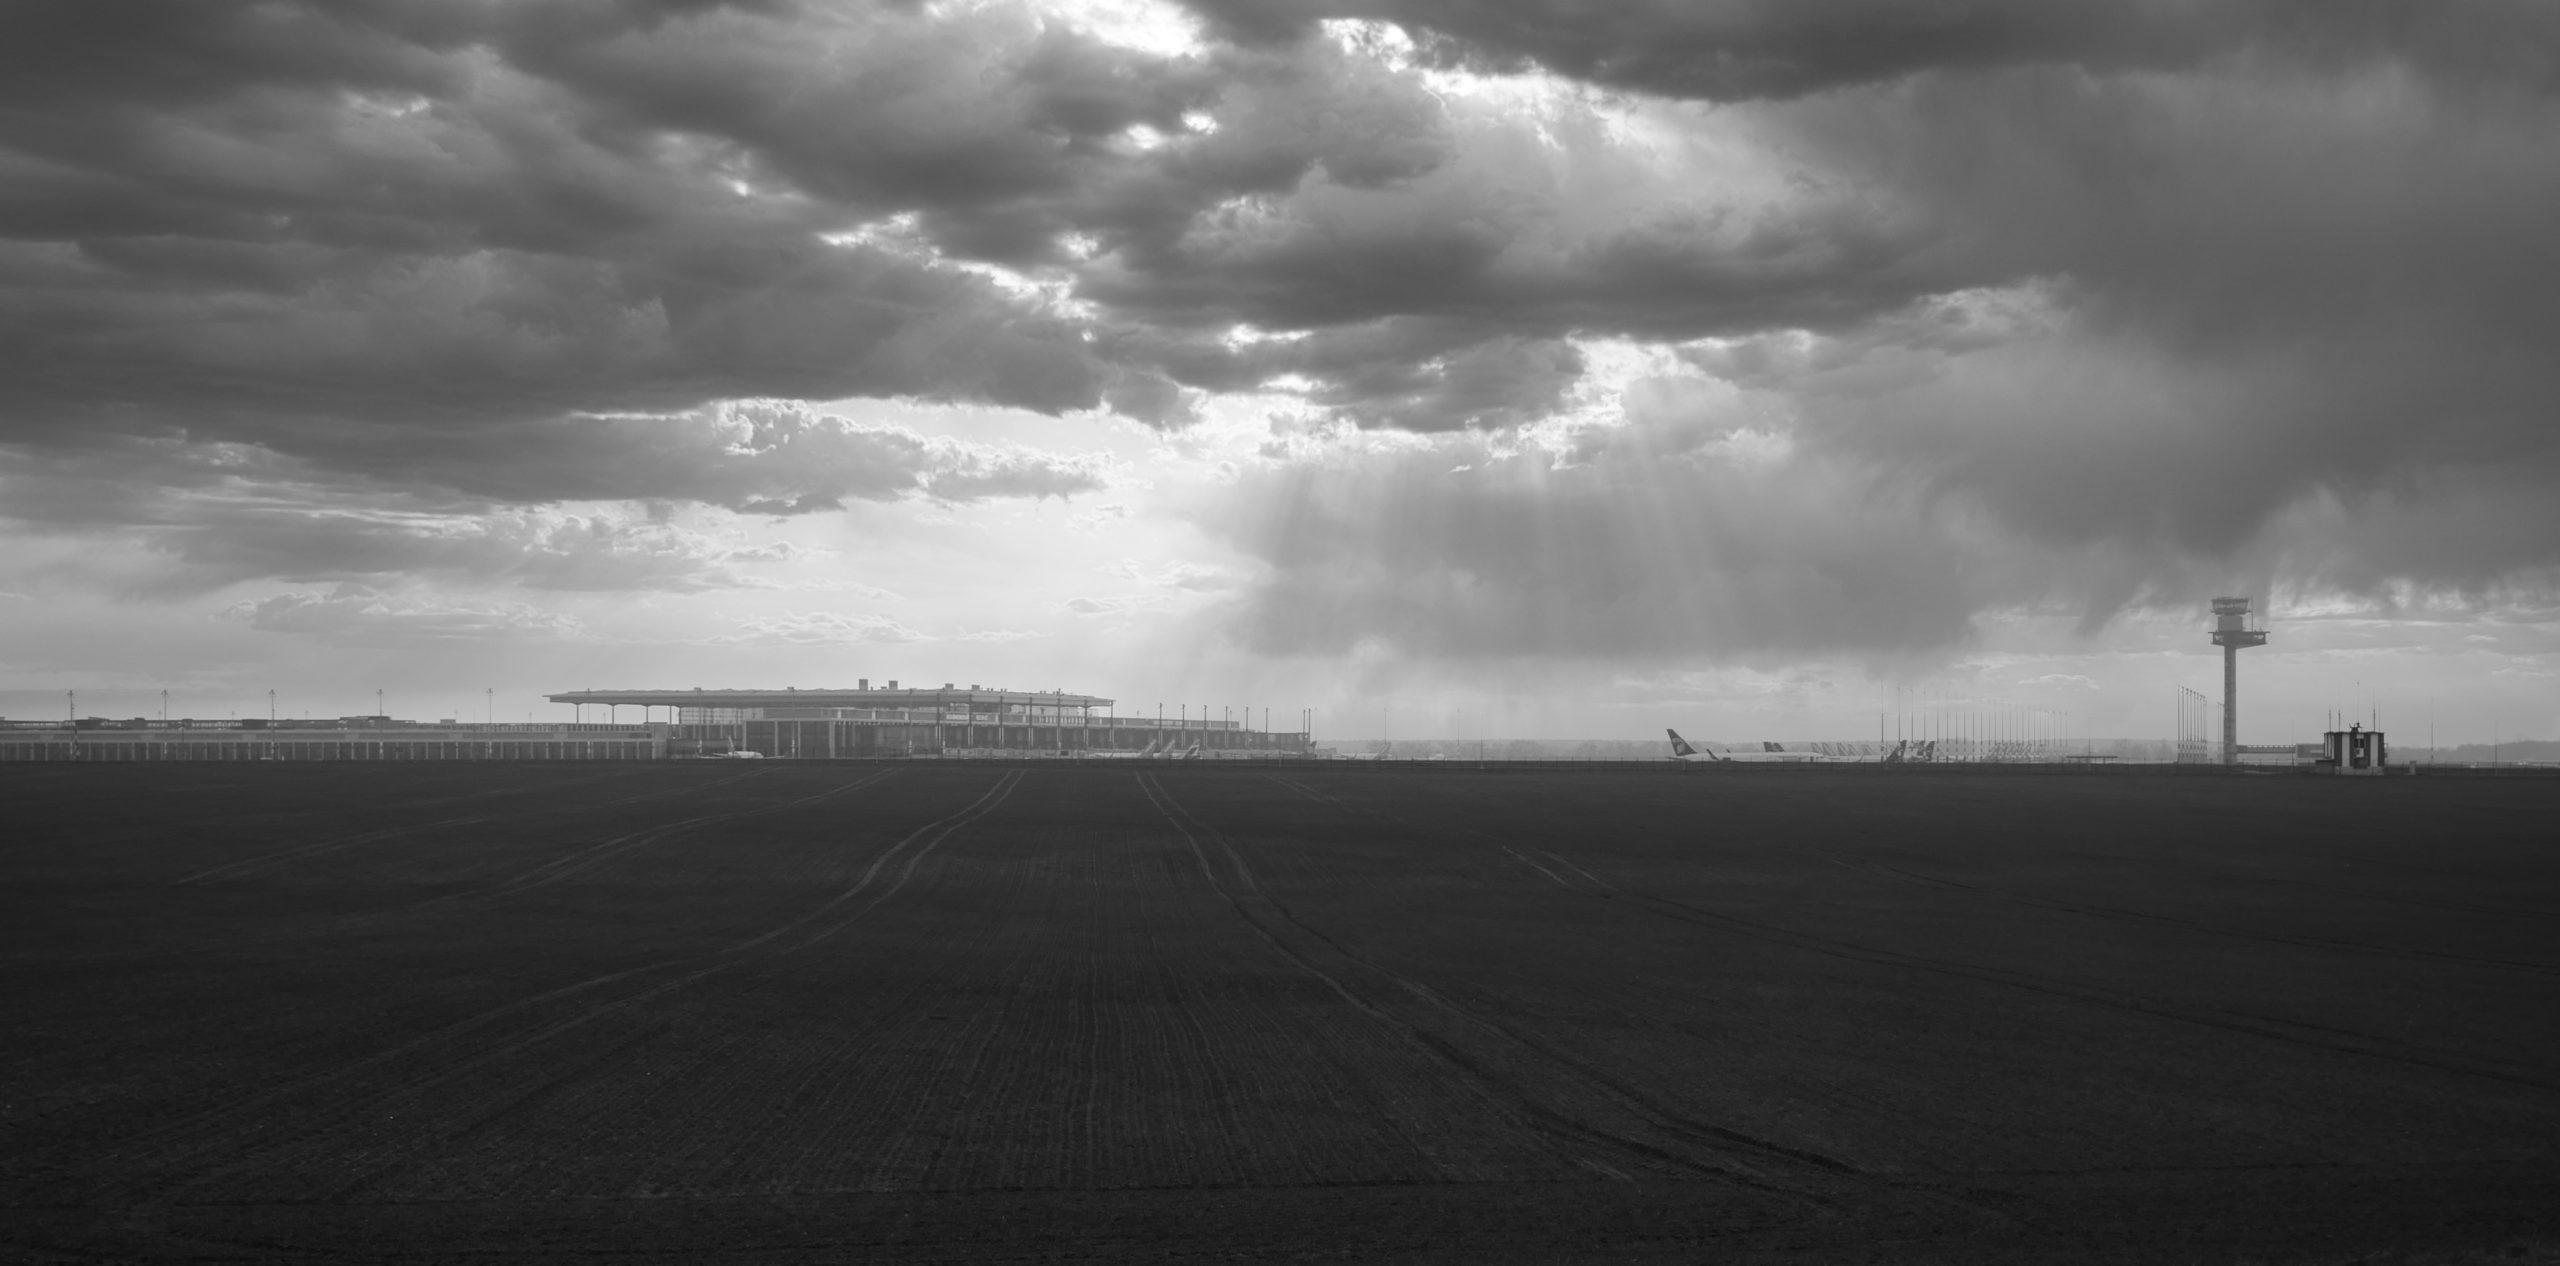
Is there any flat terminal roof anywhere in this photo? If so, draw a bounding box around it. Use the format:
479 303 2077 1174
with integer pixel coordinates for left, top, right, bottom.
548 688 1116 710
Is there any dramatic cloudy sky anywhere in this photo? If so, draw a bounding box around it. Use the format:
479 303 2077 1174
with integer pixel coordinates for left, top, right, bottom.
4 0 2557 743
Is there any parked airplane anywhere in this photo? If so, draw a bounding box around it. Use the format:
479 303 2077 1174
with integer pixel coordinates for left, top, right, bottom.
1667 730 1905 763
1085 736 1165 759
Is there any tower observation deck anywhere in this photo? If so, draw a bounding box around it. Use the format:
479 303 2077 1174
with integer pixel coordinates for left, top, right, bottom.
2209 598 2268 766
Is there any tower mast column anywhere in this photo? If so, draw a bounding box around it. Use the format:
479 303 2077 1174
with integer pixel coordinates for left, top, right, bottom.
2224 642 2238 766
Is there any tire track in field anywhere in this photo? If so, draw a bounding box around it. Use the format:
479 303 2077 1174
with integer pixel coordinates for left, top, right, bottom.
227 766 791 899
2245 873 2559 924
1265 772 1350 808
1149 774 1655 1184
563 762 780 807
1271 778 2560 1214
168 818 490 886
1242 783 1874 1182
1541 858 2560 1096
33 958 688 1202
1834 831 2560 926
11 766 695 861
311 769 1026 1202
16 770 907 972
74 771 1024 1207
1292 776 2560 1096
401 767 899 908
712 769 1024 958
25 772 890 1161
1326 770 2554 929
1859 861 2560 977
1141 772 1864 1204
4 776 831 970
387 765 662 811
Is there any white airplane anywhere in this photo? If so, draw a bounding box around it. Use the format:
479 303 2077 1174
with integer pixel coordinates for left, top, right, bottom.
1085 736 1165 759
1668 730 1903 764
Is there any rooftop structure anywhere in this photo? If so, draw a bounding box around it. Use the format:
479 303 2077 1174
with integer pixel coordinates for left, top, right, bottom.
547 685 1112 722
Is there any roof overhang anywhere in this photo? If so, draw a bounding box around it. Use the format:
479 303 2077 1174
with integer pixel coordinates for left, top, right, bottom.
548 688 1115 710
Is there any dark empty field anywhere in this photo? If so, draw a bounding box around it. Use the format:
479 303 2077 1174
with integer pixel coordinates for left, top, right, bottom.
4 763 2556 1263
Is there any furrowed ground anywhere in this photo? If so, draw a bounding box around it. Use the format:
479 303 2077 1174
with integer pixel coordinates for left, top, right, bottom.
3 763 2555 1263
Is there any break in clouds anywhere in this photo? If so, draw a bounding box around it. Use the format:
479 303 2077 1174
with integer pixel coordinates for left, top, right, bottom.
2 0 2556 656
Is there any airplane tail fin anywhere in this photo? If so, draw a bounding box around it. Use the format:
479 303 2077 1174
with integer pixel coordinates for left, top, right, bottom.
1666 728 1698 758
1763 741 1786 753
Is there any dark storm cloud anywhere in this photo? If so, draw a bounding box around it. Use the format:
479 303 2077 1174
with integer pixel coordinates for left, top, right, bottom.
9 472 782 597
1174 0 2560 101
370 400 1112 514
1739 65 2560 568
0 213 1107 443
0 0 1996 487
0 405 1103 594
8 0 2560 646
1161 1 2560 657
0 0 1151 507
0 0 1979 472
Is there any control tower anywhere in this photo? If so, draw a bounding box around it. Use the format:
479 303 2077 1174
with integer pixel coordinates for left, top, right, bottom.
2209 597 2267 765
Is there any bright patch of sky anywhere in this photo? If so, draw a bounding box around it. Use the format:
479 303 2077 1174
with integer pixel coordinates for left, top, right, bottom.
1037 0 1206 56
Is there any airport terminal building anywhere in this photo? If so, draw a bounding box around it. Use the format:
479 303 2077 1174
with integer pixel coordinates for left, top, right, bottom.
0 684 1306 761
550 685 1306 759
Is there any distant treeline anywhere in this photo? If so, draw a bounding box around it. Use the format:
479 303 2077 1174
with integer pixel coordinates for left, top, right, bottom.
1323 737 2163 761
2397 740 2560 765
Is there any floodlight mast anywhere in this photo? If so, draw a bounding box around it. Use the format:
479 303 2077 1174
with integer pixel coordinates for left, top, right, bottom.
2209 597 2267 765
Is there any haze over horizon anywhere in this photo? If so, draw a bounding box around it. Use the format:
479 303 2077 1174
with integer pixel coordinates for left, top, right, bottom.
4 0 2556 746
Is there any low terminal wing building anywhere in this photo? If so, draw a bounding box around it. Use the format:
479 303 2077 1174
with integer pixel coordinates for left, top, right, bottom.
547 684 1307 759
0 717 666 763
